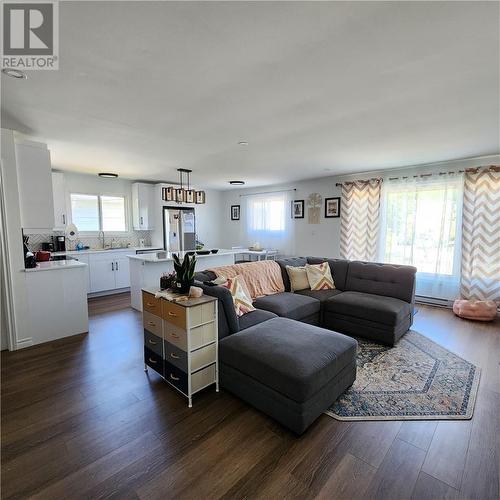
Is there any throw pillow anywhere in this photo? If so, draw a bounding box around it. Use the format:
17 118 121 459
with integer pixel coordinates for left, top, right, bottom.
286 265 310 292
220 274 256 317
305 262 335 290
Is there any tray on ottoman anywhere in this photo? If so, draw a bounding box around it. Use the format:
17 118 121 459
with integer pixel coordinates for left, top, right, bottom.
219 317 357 434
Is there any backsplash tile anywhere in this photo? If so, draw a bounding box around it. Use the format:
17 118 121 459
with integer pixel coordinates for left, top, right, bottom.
25 231 153 251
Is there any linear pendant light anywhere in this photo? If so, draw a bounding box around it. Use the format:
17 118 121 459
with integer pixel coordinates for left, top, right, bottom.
161 169 205 204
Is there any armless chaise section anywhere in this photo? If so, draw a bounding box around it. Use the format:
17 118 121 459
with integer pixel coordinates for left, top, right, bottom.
219 317 357 434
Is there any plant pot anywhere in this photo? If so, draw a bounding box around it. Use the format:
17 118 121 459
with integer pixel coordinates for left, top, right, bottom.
174 279 193 294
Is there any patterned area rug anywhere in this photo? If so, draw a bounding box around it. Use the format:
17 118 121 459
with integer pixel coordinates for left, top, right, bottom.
326 331 480 421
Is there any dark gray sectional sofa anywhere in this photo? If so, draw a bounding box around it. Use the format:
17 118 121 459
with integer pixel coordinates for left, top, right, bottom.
194 257 416 434
278 257 417 346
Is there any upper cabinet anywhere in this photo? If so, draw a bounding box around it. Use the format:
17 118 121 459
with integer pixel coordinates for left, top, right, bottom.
15 141 55 232
132 182 155 230
52 171 67 230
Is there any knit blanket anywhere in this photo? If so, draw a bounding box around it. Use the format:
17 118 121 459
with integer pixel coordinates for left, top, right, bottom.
208 260 285 300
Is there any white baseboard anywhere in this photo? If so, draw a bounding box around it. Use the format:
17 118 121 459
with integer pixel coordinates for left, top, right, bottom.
15 337 33 350
415 295 453 308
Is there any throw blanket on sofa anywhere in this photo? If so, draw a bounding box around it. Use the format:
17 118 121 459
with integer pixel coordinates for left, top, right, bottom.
208 260 285 300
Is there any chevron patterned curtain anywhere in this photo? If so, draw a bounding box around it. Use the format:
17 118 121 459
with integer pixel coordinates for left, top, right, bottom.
460 168 500 304
340 179 382 261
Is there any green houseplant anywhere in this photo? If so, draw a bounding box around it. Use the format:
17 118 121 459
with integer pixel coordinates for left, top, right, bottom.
172 253 196 294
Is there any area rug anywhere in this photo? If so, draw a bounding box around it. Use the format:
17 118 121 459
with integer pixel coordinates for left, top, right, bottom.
326 331 480 421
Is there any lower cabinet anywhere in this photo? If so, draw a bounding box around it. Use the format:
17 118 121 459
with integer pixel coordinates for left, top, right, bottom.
89 251 131 293
142 290 218 407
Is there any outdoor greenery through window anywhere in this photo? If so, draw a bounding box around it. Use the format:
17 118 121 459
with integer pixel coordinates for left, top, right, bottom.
70 193 126 232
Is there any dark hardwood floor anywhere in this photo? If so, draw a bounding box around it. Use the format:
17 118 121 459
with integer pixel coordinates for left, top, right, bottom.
1 297 499 499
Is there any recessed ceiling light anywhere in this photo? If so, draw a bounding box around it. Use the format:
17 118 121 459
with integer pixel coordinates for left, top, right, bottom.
98 172 118 178
238 141 249 146
2 68 27 79
229 181 245 185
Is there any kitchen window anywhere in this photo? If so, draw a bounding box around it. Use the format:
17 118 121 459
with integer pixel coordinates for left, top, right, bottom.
70 193 127 232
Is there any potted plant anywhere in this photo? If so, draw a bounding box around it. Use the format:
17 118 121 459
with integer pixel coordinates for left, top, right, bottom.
160 271 176 291
172 253 196 294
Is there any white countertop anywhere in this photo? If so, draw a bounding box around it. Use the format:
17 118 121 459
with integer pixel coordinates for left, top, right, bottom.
128 249 239 263
24 260 88 272
52 246 161 256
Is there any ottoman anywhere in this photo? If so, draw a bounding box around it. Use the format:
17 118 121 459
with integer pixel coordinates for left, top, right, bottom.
219 317 357 434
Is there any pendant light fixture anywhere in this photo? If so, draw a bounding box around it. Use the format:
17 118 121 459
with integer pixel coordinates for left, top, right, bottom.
162 169 206 204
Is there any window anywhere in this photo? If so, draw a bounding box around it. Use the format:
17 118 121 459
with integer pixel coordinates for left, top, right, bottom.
248 196 286 232
70 194 100 231
378 174 463 299
70 193 127 232
244 191 295 256
101 196 126 231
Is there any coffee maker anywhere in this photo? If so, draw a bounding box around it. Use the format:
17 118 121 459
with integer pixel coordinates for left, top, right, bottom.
54 235 66 252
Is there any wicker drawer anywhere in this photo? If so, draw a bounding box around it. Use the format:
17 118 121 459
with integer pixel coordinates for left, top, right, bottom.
144 346 163 377
191 343 216 372
192 364 216 392
162 300 187 330
143 291 161 316
165 340 188 372
144 330 163 357
164 361 188 394
163 322 188 351
143 311 162 337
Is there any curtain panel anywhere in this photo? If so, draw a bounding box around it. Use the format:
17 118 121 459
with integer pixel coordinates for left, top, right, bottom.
460 168 500 304
243 190 296 257
340 179 382 261
377 174 464 300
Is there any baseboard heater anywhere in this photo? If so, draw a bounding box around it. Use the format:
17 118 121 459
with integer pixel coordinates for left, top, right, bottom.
415 295 453 308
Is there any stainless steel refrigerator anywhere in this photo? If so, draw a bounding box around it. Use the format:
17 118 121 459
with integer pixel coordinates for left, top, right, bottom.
163 207 196 252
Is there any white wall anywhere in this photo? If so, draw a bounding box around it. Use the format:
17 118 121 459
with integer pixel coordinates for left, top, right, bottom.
220 154 500 257
0 129 32 349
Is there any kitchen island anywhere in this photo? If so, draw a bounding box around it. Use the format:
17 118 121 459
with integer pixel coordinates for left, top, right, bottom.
22 260 89 347
128 250 238 311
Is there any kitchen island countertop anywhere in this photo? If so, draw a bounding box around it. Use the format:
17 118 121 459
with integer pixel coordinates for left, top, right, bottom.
128 249 240 263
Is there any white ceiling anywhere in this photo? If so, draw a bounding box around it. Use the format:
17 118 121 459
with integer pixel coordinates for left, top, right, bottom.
2 1 499 189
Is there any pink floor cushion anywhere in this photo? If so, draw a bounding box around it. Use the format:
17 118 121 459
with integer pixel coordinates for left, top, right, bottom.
453 299 497 321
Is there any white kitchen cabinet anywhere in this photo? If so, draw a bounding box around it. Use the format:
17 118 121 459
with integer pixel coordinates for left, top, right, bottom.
89 251 131 292
132 182 155 230
15 141 55 232
52 172 67 230
114 255 130 289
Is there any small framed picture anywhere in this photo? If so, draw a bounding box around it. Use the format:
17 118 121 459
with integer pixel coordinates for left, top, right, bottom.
185 189 195 203
231 205 240 220
325 197 341 218
292 200 304 219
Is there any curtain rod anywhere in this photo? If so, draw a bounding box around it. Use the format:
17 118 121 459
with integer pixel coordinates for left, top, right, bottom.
239 188 296 198
335 165 499 187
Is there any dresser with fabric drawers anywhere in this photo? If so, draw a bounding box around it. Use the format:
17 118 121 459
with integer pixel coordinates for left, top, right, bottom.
142 289 219 407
